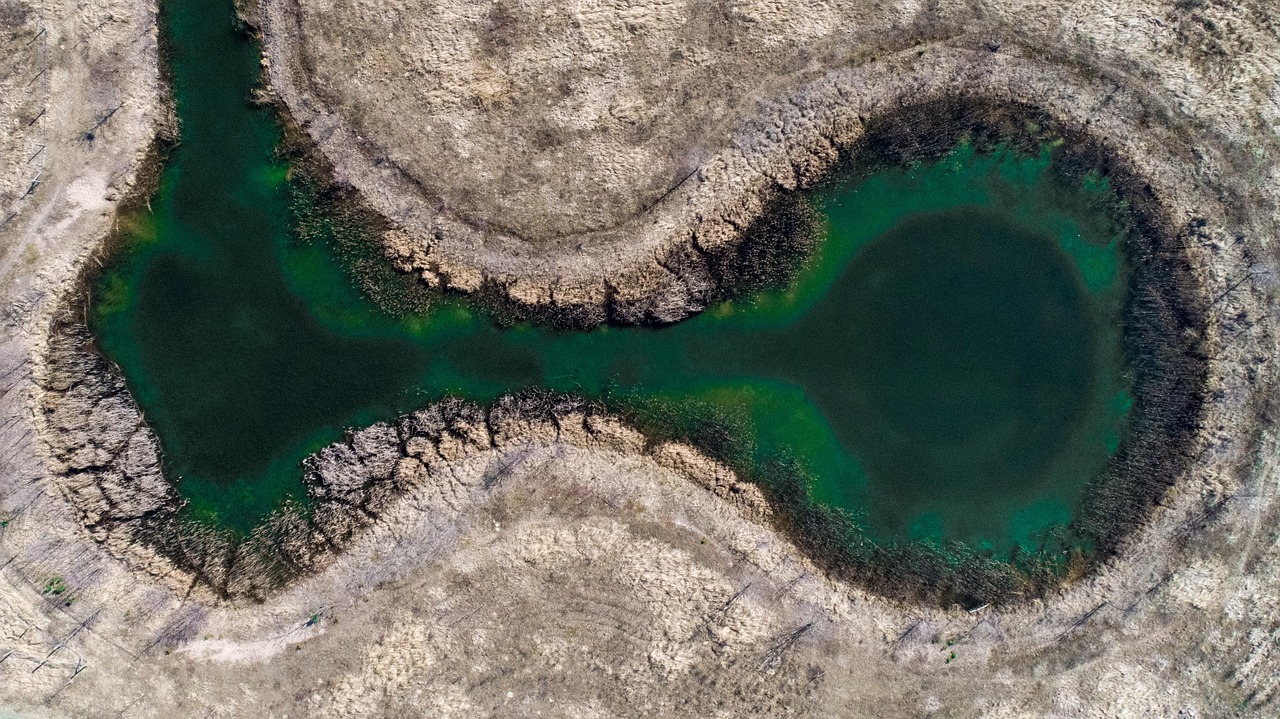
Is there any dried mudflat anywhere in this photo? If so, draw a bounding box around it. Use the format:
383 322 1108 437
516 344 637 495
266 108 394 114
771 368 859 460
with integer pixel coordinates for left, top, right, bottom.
4 0 1280 717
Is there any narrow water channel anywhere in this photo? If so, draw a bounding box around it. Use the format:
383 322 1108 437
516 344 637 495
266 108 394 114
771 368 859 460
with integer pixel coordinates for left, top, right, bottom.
92 0 1133 559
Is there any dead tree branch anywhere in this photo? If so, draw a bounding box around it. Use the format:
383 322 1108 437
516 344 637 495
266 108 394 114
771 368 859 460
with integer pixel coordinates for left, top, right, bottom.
760 622 814 670
1056 602 1107 643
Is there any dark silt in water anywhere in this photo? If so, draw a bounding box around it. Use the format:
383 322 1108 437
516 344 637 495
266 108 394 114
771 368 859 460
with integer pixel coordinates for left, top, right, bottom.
91 0 1133 560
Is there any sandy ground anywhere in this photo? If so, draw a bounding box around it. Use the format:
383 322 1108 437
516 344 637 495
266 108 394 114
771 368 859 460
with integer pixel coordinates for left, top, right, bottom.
3 0 1280 717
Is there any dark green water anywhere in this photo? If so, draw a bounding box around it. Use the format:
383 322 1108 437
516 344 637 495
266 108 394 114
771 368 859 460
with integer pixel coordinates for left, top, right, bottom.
92 0 1132 558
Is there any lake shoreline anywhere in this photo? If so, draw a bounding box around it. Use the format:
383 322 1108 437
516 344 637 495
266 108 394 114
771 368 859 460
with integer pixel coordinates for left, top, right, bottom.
30 14 1232 607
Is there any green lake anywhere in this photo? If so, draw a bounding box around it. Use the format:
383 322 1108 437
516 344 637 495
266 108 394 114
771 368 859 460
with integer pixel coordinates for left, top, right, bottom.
91 0 1134 559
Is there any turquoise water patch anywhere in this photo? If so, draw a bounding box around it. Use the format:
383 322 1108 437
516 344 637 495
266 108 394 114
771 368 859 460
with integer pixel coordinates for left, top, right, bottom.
90 0 1133 563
